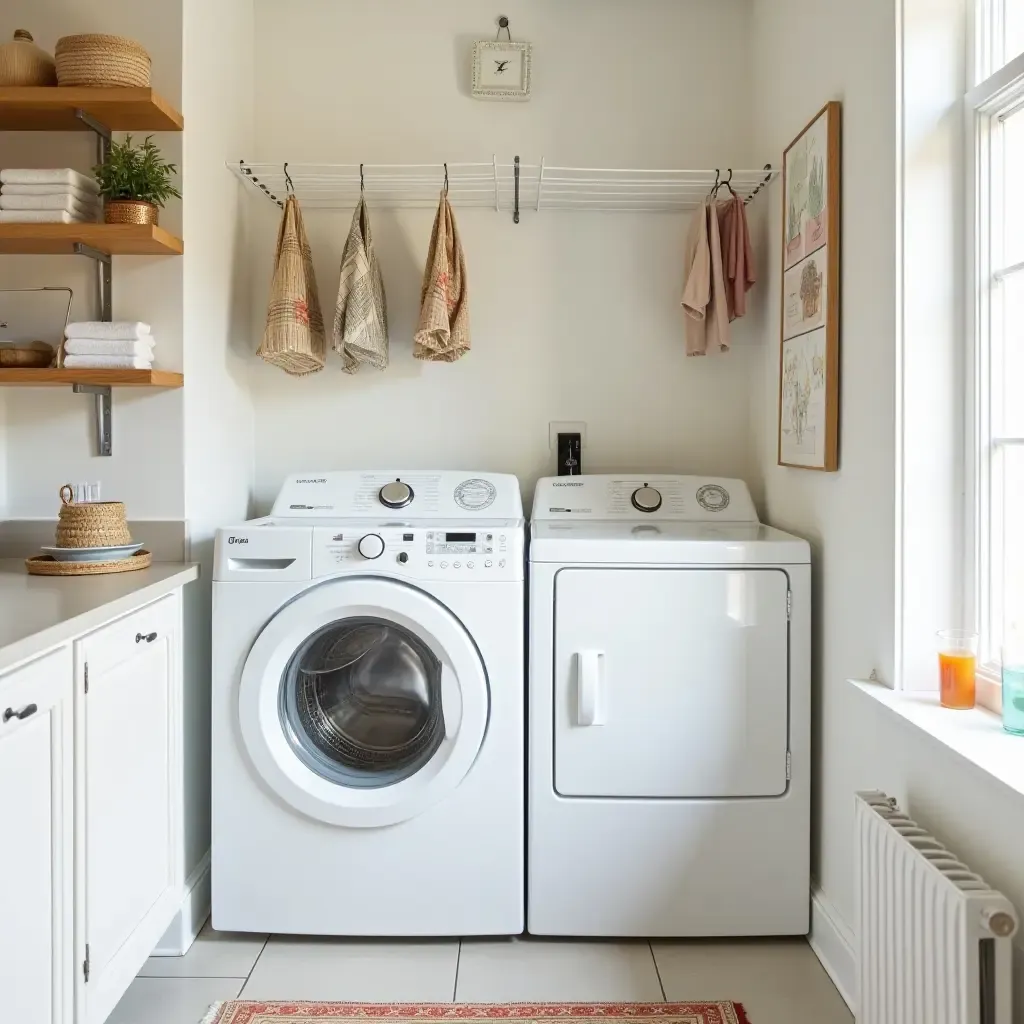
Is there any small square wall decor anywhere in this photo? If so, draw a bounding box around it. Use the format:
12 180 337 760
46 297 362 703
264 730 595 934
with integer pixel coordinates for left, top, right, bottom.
472 40 532 101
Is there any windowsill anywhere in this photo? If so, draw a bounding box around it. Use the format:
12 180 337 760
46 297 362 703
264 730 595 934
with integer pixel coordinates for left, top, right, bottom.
850 680 1024 799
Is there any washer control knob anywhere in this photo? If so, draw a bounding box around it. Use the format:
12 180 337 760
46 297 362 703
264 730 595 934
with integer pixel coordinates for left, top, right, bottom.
357 534 385 560
631 485 663 513
379 480 414 509
397 552 409 564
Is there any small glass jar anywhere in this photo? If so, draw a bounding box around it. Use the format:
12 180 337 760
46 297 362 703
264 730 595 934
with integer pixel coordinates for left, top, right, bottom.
937 630 978 710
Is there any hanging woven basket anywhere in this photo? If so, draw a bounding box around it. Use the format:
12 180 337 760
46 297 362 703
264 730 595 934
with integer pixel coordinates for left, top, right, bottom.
55 484 133 549
55 33 151 88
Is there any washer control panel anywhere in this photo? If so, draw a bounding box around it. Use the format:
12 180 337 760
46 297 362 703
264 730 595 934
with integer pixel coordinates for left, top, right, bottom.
311 524 522 581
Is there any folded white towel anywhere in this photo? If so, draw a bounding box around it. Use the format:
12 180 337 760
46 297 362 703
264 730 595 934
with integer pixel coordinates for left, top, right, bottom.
1 182 100 203
65 321 152 340
0 209 95 224
0 168 100 194
0 194 101 216
63 355 154 370
64 338 155 357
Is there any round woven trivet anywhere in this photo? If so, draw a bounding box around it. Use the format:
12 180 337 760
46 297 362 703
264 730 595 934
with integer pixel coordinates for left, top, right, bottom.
54 33 150 87
25 550 152 576
55 484 132 548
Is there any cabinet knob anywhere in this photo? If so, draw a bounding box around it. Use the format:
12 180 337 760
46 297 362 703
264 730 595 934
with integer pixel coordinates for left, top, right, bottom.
135 631 158 644
3 703 38 723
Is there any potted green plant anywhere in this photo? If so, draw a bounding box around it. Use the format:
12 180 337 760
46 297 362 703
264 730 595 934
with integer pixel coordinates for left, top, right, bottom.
93 134 181 226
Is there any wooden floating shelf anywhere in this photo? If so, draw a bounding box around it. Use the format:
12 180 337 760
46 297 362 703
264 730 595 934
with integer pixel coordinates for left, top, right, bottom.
0 369 183 388
0 87 183 132
0 223 183 256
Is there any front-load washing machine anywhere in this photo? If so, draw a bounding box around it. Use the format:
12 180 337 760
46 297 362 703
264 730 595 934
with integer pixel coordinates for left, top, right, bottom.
528 474 810 937
212 471 525 936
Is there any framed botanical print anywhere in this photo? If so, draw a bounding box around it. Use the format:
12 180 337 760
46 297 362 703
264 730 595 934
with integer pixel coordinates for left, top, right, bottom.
778 100 841 471
472 40 532 100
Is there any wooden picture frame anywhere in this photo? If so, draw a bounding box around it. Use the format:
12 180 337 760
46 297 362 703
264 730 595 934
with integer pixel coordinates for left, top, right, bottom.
778 100 841 471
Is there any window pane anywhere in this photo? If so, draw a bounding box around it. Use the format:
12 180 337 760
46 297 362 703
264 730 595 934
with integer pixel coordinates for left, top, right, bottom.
1007 0 1024 65
1001 446 1024 643
1001 108 1024 269
999 271 1024 436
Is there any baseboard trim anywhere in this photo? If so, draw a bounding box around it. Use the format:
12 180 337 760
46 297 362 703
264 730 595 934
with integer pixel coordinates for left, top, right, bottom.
150 852 211 956
808 884 857 1014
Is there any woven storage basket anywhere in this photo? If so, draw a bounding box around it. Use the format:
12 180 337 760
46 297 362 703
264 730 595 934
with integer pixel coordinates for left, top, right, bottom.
26 550 151 576
55 484 132 548
54 33 150 88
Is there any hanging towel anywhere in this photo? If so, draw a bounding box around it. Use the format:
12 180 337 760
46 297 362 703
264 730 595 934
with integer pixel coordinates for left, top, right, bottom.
0 209 89 224
0 168 99 194
719 195 755 319
258 196 326 376
414 191 470 362
63 355 153 370
65 321 151 340
64 338 155 357
681 199 730 355
1 182 99 203
332 197 388 373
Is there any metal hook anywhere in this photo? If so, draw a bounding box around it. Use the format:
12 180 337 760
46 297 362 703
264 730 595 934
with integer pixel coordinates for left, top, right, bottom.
283 162 294 196
709 168 720 197
360 163 365 194
496 15 511 41
444 162 449 196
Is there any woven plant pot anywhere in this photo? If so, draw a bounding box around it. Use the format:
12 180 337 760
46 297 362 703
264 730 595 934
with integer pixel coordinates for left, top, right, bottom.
0 29 57 86
55 33 150 88
56 485 132 549
105 199 158 226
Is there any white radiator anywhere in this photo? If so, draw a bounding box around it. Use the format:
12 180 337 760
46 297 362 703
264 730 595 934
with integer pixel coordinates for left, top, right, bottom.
856 791 1018 1024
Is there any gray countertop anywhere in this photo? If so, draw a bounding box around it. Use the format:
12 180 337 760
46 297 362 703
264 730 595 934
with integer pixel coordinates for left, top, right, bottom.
0 559 199 675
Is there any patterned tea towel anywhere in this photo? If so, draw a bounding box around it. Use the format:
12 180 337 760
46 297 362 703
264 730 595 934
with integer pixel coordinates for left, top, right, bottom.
332 198 388 373
413 191 470 362
258 196 325 375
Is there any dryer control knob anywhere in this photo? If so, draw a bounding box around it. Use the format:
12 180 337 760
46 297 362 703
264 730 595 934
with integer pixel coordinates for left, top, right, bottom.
357 534 386 559
631 485 663 513
379 480 414 508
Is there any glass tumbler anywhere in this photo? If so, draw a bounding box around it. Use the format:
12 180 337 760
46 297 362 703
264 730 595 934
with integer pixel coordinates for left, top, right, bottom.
937 630 978 710
1002 633 1024 735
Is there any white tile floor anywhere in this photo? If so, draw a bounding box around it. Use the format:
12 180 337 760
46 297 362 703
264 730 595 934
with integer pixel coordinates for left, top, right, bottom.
108 923 853 1024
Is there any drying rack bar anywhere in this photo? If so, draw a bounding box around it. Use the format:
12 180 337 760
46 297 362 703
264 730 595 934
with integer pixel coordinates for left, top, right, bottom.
229 159 778 220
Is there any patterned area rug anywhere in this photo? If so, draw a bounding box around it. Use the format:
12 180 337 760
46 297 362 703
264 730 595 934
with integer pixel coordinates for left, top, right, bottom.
201 1002 750 1024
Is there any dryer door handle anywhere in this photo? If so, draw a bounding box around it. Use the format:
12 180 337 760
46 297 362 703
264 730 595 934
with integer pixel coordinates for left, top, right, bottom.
441 663 463 739
576 650 606 726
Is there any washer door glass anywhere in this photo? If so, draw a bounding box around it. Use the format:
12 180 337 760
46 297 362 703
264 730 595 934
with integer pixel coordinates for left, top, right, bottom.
281 617 444 788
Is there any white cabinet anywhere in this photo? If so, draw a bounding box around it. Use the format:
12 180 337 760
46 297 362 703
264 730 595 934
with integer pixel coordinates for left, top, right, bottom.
75 594 184 1024
0 647 74 1024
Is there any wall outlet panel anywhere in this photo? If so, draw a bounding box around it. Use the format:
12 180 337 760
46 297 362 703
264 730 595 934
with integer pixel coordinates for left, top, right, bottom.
549 421 587 451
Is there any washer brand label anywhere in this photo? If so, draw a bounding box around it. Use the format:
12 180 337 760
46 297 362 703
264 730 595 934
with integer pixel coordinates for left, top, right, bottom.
296 477 326 484
227 536 248 545
552 481 583 487
696 484 730 512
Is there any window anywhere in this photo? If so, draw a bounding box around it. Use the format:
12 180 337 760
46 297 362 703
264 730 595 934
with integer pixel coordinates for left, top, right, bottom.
968 1 1024 709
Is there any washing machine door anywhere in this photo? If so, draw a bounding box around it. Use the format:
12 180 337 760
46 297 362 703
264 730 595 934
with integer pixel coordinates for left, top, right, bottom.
238 577 488 827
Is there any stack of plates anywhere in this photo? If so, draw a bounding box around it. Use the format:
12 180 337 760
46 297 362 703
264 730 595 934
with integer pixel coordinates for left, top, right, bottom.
40 542 144 562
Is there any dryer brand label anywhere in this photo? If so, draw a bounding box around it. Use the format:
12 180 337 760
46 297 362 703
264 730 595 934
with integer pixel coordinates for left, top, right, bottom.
552 481 583 487
696 484 730 512
227 536 248 545
296 478 326 484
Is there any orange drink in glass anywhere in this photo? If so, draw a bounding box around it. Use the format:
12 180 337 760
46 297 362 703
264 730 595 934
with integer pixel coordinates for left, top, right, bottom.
937 630 978 710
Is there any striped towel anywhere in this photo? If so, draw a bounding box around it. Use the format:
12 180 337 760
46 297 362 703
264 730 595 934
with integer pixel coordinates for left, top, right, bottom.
0 210 94 224
65 321 151 340
1 182 100 203
332 197 388 373
64 339 155 357
0 193 101 217
0 168 100 194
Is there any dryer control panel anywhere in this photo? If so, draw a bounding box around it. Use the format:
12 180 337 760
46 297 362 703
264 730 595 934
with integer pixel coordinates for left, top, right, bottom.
532 475 758 522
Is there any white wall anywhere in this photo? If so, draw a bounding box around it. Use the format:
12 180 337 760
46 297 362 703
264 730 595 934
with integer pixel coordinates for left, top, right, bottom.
248 0 762 508
0 0 184 518
751 0 1024 1011
179 0 256 884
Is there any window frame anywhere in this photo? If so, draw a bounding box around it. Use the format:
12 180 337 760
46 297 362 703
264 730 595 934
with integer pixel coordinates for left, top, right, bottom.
965 28 1024 712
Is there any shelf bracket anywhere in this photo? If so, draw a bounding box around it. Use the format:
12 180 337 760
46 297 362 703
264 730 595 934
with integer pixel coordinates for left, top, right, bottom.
72 384 112 457
71 244 112 322
73 108 111 145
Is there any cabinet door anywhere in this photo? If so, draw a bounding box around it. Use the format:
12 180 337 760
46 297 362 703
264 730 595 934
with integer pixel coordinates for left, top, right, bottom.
0 647 74 1024
76 594 183 1024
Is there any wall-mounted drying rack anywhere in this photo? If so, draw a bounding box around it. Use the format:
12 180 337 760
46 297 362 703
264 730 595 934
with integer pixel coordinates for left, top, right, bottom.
230 158 778 222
